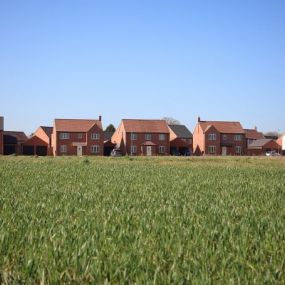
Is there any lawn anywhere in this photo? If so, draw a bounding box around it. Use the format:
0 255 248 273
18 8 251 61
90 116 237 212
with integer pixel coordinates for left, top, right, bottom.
0 156 285 284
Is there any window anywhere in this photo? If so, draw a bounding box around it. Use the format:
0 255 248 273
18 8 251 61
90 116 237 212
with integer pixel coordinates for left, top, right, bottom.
59 133 69 140
60 145 67 153
235 146 242 155
91 145 100 153
159 134 166 141
131 145 137 154
145 134 152 141
208 146 216 154
91 133 100 140
78 133 83 139
234 134 242 141
222 134 227 141
131 133 138 141
208 133 216 141
159 146 165 154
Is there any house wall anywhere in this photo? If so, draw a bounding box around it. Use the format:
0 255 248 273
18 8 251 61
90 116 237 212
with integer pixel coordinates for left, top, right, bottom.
125 132 170 156
204 126 221 155
169 127 177 141
55 125 104 156
111 121 125 150
193 123 205 155
219 133 246 155
34 127 50 145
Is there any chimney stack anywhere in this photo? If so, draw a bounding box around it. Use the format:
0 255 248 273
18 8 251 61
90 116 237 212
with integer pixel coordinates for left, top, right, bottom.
198 116 201 122
99 115 102 122
254 126 257 131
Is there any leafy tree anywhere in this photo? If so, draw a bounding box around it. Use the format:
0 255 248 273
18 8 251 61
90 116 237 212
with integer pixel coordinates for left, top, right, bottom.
105 124 116 133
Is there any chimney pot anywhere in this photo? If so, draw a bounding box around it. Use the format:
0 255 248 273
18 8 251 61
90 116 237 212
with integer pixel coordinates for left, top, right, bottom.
198 116 201 122
99 115 102 122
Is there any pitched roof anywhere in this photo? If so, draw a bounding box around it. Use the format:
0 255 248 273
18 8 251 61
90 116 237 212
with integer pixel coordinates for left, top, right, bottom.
3 131 28 142
40 126 53 138
244 129 264 140
54 119 102 132
248 139 274 148
168 125 193 138
199 121 245 134
122 119 169 133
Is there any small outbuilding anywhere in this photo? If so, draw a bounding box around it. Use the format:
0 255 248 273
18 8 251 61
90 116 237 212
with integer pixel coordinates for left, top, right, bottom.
247 139 280 156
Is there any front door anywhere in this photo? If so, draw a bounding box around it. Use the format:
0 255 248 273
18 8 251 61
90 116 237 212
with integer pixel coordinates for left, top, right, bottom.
77 145 83 156
146 146 152 156
222 147 227 156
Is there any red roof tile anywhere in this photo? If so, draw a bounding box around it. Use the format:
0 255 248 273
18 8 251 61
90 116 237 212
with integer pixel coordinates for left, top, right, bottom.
54 119 102 132
244 129 264 140
122 119 169 133
199 121 245 134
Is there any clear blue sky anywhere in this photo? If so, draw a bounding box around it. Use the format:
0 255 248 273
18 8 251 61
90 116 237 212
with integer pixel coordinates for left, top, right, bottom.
1 0 284 134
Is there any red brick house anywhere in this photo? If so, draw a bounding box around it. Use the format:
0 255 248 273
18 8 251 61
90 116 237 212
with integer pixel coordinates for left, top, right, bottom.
0 117 3 155
247 139 280 155
22 126 53 156
168 124 193 155
193 118 246 156
52 118 104 156
111 119 170 156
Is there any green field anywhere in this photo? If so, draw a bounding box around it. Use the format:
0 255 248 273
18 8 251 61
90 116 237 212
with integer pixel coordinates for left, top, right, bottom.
0 156 285 284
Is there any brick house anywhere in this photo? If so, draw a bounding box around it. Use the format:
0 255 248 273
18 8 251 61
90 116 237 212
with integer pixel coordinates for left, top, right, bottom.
0 117 3 155
52 117 104 156
22 126 53 156
193 118 246 156
247 139 280 155
111 119 170 156
168 124 193 155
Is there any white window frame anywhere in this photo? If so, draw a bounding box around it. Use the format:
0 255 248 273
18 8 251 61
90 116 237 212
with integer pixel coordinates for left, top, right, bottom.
159 146 165 154
91 145 100 153
91 133 100 140
59 132 69 140
208 133 216 141
234 134 242 141
60 144 67 153
131 145 137 154
145 134 152 141
222 134 227 141
208 146 216 154
78 133 83 139
159 134 166 141
235 146 242 154
131 133 138 141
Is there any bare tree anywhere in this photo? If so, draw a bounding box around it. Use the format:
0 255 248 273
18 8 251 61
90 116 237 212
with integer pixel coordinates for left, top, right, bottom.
162 117 181 125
